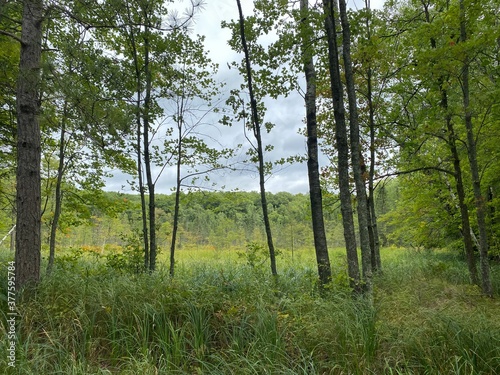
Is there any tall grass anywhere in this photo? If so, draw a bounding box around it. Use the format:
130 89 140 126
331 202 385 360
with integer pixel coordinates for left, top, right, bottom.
0 247 499 374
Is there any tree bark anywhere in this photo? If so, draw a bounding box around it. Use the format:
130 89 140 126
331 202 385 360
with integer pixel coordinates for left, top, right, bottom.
15 0 43 290
137 114 149 271
364 1 381 272
338 0 373 290
236 0 277 276
142 26 156 272
459 0 492 296
300 0 332 288
321 0 361 291
441 147 479 286
169 131 182 277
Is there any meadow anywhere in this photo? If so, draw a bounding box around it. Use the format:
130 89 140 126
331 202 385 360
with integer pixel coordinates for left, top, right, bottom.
1 246 500 374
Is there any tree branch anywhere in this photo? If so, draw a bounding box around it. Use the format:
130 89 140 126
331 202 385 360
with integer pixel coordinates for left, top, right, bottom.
376 166 455 180
0 29 23 44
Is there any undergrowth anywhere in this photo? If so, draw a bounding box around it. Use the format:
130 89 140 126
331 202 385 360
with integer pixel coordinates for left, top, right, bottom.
0 247 499 374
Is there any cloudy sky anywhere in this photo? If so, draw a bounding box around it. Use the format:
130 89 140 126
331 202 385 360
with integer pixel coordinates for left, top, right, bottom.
105 0 385 195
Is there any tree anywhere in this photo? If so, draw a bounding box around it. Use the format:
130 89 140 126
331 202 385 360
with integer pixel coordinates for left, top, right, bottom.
415 0 479 286
321 0 361 291
165 35 234 277
338 0 373 289
378 0 499 293
299 0 331 288
459 0 492 296
351 1 387 272
234 0 278 277
15 0 44 290
42 26 134 273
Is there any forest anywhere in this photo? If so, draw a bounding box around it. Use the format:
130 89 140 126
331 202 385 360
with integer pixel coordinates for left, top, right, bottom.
1 0 500 373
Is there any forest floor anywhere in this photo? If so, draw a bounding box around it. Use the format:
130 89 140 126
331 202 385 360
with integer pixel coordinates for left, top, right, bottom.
1 246 500 374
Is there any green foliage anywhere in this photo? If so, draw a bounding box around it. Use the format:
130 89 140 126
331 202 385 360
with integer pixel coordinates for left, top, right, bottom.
105 232 144 274
53 247 85 271
370 0 500 257
237 241 282 269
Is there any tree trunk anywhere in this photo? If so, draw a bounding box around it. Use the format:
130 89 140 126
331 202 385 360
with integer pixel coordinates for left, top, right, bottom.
440 97 480 286
138 130 149 271
143 28 156 272
15 0 43 290
459 0 492 296
169 184 180 277
300 0 332 288
47 102 69 275
442 144 479 286
364 1 381 272
338 0 372 290
236 0 277 276
123 1 151 271
136 91 149 270
169 132 182 277
321 0 361 291
126 8 150 271
440 93 479 285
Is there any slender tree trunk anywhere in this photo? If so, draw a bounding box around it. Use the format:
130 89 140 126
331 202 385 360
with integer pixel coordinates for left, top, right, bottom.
15 0 43 290
321 0 361 291
338 0 372 290
136 92 149 270
143 29 156 272
236 0 277 276
47 102 69 275
442 146 479 286
440 95 480 286
459 0 492 296
300 0 332 288
138 131 149 270
127 22 150 270
169 185 180 277
170 130 182 277
125 1 150 271
367 151 381 271
364 1 381 272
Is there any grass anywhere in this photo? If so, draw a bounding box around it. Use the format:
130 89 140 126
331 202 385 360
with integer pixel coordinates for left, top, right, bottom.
0 246 499 374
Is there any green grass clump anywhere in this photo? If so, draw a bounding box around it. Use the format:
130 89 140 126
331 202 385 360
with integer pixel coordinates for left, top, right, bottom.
0 247 499 374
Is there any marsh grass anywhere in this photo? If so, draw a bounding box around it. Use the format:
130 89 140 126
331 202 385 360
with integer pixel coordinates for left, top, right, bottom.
0 247 499 374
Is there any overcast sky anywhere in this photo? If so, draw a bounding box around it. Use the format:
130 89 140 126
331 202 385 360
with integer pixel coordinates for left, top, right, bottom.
104 0 386 195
